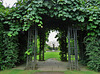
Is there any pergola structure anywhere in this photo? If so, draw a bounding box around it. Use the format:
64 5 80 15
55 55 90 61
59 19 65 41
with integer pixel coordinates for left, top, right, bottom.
25 22 79 70
1 0 99 72
22 0 87 71
4 0 95 71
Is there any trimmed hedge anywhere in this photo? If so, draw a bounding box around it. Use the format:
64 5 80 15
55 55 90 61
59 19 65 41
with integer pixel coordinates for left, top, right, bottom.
85 37 100 72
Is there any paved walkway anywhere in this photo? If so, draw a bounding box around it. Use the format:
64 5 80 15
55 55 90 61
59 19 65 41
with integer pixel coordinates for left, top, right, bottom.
37 58 68 71
13 58 89 71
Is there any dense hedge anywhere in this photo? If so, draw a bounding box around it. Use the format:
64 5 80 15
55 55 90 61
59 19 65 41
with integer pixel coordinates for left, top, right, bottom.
0 22 4 70
0 2 26 70
84 37 100 72
0 13 19 70
1 34 19 70
56 30 68 61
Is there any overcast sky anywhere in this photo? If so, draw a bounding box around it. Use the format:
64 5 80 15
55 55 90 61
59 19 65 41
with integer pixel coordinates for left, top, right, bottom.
3 0 17 7
48 31 57 41
47 31 59 47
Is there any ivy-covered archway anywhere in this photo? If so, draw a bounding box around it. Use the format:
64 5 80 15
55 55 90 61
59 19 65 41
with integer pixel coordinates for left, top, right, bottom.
1 0 100 71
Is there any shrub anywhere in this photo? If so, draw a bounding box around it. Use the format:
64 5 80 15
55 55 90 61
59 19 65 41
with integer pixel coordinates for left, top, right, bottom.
84 37 100 72
0 33 19 70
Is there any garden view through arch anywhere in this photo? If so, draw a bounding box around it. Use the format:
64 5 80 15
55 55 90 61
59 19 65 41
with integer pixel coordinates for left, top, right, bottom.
26 14 79 70
3 0 99 71
22 0 84 70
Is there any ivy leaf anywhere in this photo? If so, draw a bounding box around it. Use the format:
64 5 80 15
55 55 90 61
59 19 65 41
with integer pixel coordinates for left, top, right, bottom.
38 24 41 27
30 18 33 20
94 20 100 24
91 25 97 29
57 6 61 10
8 31 13 37
58 14 62 17
73 8 77 12
54 12 58 16
14 31 18 35
4 21 8 24
93 17 96 20
28 8 32 11
80 17 85 22
10 28 15 31
54 7 56 9
8 17 11 19
40 21 43 24
98 33 100 36
80 7 84 11
89 16 93 21
87 33 91 36
35 19 39 23
44 2 48 6
48 5 51 9
87 25 90 30
91 32 95 36
17 16 20 18
93 14 97 16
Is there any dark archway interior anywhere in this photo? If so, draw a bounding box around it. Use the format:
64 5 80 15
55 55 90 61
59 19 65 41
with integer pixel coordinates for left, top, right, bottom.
41 14 76 30
25 14 87 70
38 15 69 61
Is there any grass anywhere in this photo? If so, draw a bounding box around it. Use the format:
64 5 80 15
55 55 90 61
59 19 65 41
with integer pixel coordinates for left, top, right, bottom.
34 51 61 61
44 51 61 61
0 51 100 74
0 69 99 74
64 70 99 74
36 51 79 61
0 69 40 74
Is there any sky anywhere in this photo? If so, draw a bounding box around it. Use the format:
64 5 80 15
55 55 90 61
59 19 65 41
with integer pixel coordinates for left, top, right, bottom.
47 31 59 47
2 0 17 7
48 31 58 42
2 0 59 47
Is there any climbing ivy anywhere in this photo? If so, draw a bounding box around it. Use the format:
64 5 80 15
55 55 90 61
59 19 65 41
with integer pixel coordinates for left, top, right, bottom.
2 0 99 37
0 2 26 70
56 30 68 61
0 0 100 71
84 36 100 72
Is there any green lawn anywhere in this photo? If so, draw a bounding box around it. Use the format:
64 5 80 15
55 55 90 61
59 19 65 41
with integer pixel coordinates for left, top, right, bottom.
44 51 61 61
0 69 99 74
36 51 79 61
64 70 99 74
0 69 40 74
35 51 61 61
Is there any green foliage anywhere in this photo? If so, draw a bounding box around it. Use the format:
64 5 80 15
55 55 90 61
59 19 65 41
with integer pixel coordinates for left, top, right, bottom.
84 37 100 72
0 0 100 72
25 37 40 55
0 33 18 70
0 2 26 70
1 0 99 37
0 22 4 70
56 31 68 61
